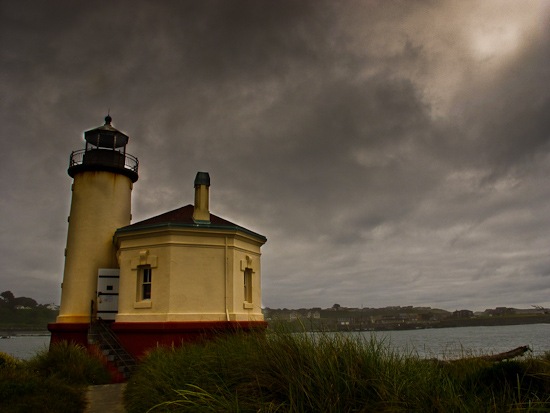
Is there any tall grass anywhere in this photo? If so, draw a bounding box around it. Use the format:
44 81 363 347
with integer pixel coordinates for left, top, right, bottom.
125 331 550 412
0 368 85 413
26 341 111 385
0 342 111 413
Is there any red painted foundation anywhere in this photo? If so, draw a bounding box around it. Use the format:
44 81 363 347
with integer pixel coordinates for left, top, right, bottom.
48 321 268 360
48 322 90 348
112 321 268 359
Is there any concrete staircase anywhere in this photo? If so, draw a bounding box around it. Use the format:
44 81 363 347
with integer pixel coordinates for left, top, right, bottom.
88 319 136 379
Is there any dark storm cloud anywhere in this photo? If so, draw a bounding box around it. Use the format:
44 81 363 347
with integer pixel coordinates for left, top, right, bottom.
450 33 550 175
1 0 549 310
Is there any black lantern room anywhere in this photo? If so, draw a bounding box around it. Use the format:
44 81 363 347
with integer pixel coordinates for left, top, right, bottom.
68 116 139 182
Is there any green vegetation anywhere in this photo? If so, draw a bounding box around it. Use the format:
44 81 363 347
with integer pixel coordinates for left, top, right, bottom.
126 330 550 412
0 290 58 331
0 342 111 413
264 306 550 332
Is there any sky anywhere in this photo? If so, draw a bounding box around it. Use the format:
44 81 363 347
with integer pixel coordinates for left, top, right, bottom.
1 1 549 312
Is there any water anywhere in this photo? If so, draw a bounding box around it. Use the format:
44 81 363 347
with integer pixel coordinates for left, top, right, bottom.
0 334 50 360
0 324 548 360
349 323 550 359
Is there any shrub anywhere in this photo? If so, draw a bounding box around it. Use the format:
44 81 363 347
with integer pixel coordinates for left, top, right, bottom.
0 342 112 412
27 341 110 385
0 351 21 370
0 365 86 413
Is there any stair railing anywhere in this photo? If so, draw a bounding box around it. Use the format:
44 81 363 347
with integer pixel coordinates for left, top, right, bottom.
89 318 136 376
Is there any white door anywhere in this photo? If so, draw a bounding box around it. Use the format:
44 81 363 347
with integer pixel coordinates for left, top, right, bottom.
97 268 120 321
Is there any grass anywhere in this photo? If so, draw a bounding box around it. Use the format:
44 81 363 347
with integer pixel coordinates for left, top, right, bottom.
125 329 550 413
0 342 111 413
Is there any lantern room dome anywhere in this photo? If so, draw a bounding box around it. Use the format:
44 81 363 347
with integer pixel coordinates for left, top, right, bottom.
84 115 129 148
68 115 138 182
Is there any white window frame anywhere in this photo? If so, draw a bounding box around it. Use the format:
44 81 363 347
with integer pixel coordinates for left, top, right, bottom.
138 266 152 301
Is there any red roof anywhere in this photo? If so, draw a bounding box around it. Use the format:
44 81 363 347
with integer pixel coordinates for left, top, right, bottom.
116 204 266 241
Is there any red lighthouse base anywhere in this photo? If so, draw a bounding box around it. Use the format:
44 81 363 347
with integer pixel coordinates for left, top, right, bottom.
48 321 268 360
111 321 268 359
48 322 90 348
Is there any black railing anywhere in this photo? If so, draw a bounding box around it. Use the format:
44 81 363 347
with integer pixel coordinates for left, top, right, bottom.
69 149 139 174
89 319 136 378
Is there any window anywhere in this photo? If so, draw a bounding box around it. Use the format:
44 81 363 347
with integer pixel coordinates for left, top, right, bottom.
140 267 152 300
244 268 253 303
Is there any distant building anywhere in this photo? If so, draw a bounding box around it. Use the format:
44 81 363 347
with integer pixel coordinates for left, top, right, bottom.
453 309 474 318
485 307 514 316
307 310 321 319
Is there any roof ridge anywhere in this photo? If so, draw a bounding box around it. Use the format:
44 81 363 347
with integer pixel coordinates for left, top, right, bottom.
116 204 266 242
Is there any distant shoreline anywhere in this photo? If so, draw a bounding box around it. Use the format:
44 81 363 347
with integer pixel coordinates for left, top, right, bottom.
359 315 550 332
431 314 550 329
0 330 50 337
268 314 550 332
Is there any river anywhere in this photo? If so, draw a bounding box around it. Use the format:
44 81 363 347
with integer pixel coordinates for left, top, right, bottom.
1 324 548 360
0 334 50 360
351 323 549 359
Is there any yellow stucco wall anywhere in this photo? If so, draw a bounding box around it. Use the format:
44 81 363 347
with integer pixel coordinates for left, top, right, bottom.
57 171 132 323
115 228 264 322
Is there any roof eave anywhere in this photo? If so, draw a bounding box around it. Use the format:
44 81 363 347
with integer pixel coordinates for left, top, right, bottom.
114 222 267 244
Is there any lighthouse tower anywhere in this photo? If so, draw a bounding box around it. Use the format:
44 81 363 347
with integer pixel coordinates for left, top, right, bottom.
49 116 138 345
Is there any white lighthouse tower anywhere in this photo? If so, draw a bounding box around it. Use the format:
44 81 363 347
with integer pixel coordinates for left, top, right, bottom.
49 116 138 345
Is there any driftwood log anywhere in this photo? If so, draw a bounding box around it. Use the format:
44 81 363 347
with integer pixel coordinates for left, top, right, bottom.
477 345 531 362
432 345 531 365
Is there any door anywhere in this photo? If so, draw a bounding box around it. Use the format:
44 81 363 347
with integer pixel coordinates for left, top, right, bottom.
97 268 120 321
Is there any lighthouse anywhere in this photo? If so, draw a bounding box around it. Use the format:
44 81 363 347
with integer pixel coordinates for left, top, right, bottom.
49 116 267 358
49 116 138 345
